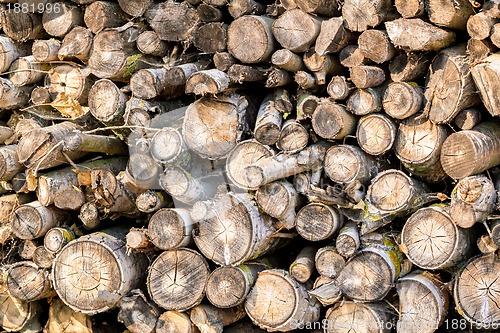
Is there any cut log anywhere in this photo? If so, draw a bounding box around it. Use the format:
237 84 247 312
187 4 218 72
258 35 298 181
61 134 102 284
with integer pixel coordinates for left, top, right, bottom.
449 175 497 228
336 222 360 258
44 226 76 254
46 64 93 103
10 201 66 240
147 208 194 250
0 285 41 332
126 153 161 189
144 1 199 42
356 113 396 156
336 238 402 302
84 1 128 34
453 108 482 130
0 36 31 72
166 61 210 86
327 75 354 100
228 64 267 83
8 55 46 87
350 65 386 88
206 263 267 308
395 0 424 18
131 68 183 100
342 0 392 32
440 120 500 179
382 82 423 119
467 38 496 63
45 298 93 333
309 277 342 307
295 0 338 16
385 18 456 51
426 0 474 30
245 269 320 332
0 11 45 42
397 271 449 333
58 26 93 62
296 93 320 120
19 240 39 261
339 45 370 68
42 2 83 37
266 67 292 88
346 87 383 116
312 99 356 140
253 96 282 146
467 12 497 40
117 289 161 333
31 39 60 62
492 23 500 47
185 69 230 95
470 53 500 117
303 51 341 84
315 17 355 56
389 52 432 82
88 79 128 125
296 203 344 241
402 206 473 269
118 0 153 17
315 245 345 278
32 245 56 269
147 248 209 311
6 261 53 301
358 29 396 64
271 8 321 53
256 180 298 229
324 144 378 184
295 71 319 90
193 192 285 266
227 15 275 63
276 121 309 154
454 254 500 329
425 44 480 124
271 49 305 72
160 166 217 204
149 128 188 165
78 202 101 230
183 93 248 160
229 0 265 18
213 52 237 72
0 145 21 181
0 193 32 223
190 305 246 333
52 228 148 315
290 246 316 283
63 132 128 155
197 3 224 22
324 302 395 333
394 115 448 183
0 78 32 110
156 311 200 333
136 31 169 57
126 228 153 252
193 23 228 53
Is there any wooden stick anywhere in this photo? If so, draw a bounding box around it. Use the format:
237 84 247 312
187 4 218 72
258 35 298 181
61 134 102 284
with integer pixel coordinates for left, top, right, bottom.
290 246 316 283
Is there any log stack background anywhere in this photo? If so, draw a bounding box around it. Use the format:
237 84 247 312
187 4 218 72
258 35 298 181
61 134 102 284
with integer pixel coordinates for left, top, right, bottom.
0 0 500 332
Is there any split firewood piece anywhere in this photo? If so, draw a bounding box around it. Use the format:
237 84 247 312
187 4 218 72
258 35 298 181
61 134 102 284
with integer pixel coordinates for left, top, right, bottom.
136 31 169 57
6 261 53 302
315 17 355 56
357 113 396 156
272 9 322 53
245 269 320 332
266 67 292 88
135 190 170 213
471 54 500 117
8 55 45 87
309 277 342 307
84 1 129 34
243 143 326 189
78 202 101 230
53 228 148 315
315 246 345 278
467 38 496 63
296 203 344 241
193 23 228 53
342 0 392 32
183 93 248 160
42 2 83 38
312 99 356 140
454 254 500 329
90 169 138 214
44 227 76 254
46 64 93 104
0 125 14 145
185 69 230 95
126 228 154 252
389 52 432 82
0 78 31 110
10 201 67 240
295 71 320 90
295 0 338 15
45 298 93 333
228 64 267 83
118 0 154 17
336 222 361 258
402 206 473 270
0 11 45 42
336 237 402 302
193 191 288 264
395 0 425 18
397 271 449 333
147 208 194 250
32 245 56 269
58 26 93 62
276 120 309 154
454 108 482 130
382 81 423 119
346 87 383 116
324 302 396 333
229 0 265 18
131 68 183 100
385 18 456 51
425 44 480 124
147 248 210 311
449 175 497 228
256 180 299 229
441 120 500 179
0 286 41 332
253 95 282 146
88 23 146 81
156 311 200 333
227 15 275 63
0 145 21 181
19 240 39 261
197 3 224 22
225 139 275 190
32 39 60 62
340 45 371 68
327 76 354 101
467 12 498 40
117 289 162 333
303 51 341 84
190 304 246 333
492 23 500 47
0 36 31 72
394 115 449 183
206 262 268 308
426 0 474 30
145 1 199 42
290 246 316 283
350 65 386 88
358 29 396 64
271 49 306 72
324 144 378 184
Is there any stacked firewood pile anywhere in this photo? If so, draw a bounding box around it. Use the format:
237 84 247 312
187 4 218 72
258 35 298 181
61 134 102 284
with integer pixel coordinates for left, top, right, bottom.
1 0 500 332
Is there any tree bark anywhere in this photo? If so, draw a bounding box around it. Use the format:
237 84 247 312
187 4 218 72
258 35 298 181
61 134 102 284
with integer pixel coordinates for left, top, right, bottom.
467 38 496 63
296 203 344 241
471 53 500 117
253 95 282 146
185 69 230 95
228 64 267 83
356 113 396 156
271 8 321 53
0 145 21 181
0 78 32 110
